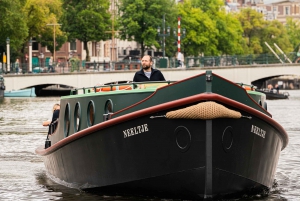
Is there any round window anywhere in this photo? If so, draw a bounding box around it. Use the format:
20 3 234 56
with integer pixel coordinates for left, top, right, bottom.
87 101 95 127
74 102 81 132
64 103 70 137
104 99 113 114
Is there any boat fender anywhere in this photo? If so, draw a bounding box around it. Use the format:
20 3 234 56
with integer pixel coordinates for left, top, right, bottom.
45 131 51 149
263 102 267 110
45 139 51 149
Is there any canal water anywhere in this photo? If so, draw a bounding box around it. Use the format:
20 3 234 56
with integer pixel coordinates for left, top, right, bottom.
0 91 299 201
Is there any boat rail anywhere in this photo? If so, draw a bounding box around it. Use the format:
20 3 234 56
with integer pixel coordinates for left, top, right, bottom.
236 83 257 91
70 80 176 95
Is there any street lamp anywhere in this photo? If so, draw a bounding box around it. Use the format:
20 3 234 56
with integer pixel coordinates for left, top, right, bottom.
40 52 44 68
157 14 170 58
28 39 32 73
96 42 100 62
47 23 62 64
6 37 10 73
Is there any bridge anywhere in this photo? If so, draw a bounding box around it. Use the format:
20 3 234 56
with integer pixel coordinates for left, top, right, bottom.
3 63 300 93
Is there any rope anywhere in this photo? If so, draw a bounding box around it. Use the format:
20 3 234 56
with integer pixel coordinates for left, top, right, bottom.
166 101 241 120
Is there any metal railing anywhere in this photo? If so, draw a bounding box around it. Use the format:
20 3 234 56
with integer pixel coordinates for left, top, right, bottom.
0 52 299 75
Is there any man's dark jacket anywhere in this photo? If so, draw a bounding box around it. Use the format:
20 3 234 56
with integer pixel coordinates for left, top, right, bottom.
133 68 165 82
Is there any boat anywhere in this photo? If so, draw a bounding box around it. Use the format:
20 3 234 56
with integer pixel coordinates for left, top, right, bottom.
4 87 36 97
256 88 289 100
35 70 288 200
0 75 5 98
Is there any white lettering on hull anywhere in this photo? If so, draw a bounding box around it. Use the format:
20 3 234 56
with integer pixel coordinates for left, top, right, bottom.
123 124 149 138
251 125 266 138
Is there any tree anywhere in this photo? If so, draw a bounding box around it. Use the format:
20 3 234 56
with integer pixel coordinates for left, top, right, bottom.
236 8 292 55
23 0 66 59
285 17 300 52
177 1 217 56
177 0 244 56
0 0 28 62
118 0 177 57
214 10 245 55
61 0 112 61
236 8 265 54
261 20 292 54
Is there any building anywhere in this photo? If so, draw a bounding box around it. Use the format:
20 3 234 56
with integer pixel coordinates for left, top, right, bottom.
225 0 300 23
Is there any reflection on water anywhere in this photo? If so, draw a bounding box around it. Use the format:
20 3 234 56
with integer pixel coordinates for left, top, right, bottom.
0 92 300 200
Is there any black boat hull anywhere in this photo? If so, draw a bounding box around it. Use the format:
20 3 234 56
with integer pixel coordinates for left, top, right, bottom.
256 90 289 100
37 98 283 199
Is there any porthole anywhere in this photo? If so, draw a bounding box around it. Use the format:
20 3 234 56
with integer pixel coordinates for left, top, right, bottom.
174 126 191 153
222 126 234 152
104 99 113 114
87 100 95 127
74 102 81 132
64 103 70 137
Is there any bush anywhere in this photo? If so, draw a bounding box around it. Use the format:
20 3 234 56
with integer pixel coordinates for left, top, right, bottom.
69 57 80 72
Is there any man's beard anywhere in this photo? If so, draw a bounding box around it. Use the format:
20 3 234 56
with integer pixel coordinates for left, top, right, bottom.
142 65 151 70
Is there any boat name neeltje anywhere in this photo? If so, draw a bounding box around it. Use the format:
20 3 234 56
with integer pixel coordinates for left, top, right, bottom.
123 124 149 138
251 125 266 138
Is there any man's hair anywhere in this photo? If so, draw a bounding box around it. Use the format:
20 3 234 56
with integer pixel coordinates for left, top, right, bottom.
144 55 152 62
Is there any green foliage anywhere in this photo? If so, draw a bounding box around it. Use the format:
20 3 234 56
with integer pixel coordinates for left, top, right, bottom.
24 0 63 37
178 0 244 56
285 17 300 51
236 8 266 54
214 12 244 55
23 0 66 57
261 20 292 54
236 8 292 55
61 0 112 61
69 57 80 72
191 0 224 13
0 0 28 61
118 0 177 57
178 1 217 56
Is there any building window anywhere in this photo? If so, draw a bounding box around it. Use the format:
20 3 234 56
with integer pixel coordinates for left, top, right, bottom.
32 41 39 51
273 6 277 12
70 41 76 51
285 7 290 15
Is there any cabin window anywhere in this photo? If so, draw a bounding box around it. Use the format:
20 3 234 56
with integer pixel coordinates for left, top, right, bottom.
87 101 95 127
74 102 81 132
104 99 113 114
64 103 70 137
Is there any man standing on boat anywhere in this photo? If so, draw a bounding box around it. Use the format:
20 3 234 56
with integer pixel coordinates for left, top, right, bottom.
133 55 165 82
